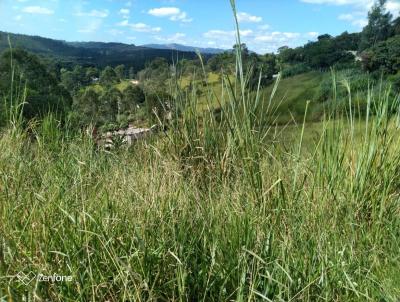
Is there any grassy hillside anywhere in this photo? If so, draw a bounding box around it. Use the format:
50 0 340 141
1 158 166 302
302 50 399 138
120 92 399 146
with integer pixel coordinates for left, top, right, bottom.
261 72 324 123
1 81 400 300
178 71 324 123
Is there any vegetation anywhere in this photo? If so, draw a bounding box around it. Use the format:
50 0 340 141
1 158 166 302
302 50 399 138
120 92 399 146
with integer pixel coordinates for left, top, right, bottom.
0 48 71 120
0 31 201 70
0 1 400 300
1 39 400 302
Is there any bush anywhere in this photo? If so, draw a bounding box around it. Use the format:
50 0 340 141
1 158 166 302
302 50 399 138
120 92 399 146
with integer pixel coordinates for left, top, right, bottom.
388 72 400 92
0 49 72 120
314 69 371 103
281 63 311 78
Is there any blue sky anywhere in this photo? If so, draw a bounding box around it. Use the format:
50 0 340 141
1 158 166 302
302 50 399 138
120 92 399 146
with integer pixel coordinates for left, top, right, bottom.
1 0 399 53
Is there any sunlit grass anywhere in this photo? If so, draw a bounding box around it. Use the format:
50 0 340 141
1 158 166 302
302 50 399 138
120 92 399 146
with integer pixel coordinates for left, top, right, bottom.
0 1 400 301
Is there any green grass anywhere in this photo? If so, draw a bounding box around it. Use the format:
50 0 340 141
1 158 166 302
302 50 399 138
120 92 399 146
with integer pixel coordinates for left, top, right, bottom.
179 71 324 124
1 92 400 301
261 71 324 124
85 80 135 95
1 2 400 301
115 80 133 91
178 72 236 113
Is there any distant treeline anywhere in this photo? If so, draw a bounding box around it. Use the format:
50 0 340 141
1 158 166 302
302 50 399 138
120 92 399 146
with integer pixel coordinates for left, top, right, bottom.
0 31 202 72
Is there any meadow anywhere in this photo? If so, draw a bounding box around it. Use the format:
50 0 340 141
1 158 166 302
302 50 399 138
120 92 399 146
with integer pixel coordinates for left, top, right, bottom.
1 3 400 301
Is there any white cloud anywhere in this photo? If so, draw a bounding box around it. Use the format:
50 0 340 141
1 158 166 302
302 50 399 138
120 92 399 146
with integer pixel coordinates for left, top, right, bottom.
155 32 187 43
240 30 254 37
255 32 300 42
118 20 162 33
75 9 109 18
202 29 258 49
202 28 308 53
107 29 124 36
352 18 368 27
119 8 130 19
300 0 373 7
237 12 262 23
307 31 319 38
14 15 22 21
387 1 400 16
148 7 180 16
338 12 368 27
258 24 270 30
301 0 400 14
338 13 354 20
120 8 130 15
148 7 192 22
22 6 54 15
78 19 103 33
303 0 400 28
203 29 253 40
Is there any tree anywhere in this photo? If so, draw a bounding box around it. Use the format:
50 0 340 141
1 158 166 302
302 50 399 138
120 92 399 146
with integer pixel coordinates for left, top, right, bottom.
138 57 170 94
145 92 172 122
361 35 400 73
100 66 118 86
393 16 400 35
72 88 100 126
0 49 71 119
206 52 235 73
359 0 393 51
115 64 125 80
129 67 135 79
233 43 249 57
72 65 87 86
277 46 304 65
121 85 145 114
317 34 332 41
335 31 361 50
303 39 338 68
61 70 78 94
99 87 121 123
86 67 99 81
61 65 91 94
246 53 277 89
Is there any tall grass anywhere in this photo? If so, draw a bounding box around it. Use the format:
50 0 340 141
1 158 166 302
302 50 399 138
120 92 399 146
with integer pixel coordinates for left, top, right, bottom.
1 2 400 301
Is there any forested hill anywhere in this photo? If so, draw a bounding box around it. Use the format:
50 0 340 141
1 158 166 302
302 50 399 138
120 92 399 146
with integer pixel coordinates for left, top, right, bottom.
142 43 226 54
0 31 200 70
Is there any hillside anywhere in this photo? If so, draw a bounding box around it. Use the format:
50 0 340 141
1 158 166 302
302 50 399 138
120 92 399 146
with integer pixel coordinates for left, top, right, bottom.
0 31 201 69
143 43 226 54
262 72 324 123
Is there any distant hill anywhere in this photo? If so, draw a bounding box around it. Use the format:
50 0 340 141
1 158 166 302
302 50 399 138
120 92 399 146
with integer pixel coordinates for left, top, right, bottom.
143 43 226 54
0 31 203 70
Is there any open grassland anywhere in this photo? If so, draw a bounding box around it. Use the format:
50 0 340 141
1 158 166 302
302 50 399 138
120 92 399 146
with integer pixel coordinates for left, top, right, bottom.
179 71 324 123
178 72 237 113
1 8 400 298
1 73 400 301
261 72 324 124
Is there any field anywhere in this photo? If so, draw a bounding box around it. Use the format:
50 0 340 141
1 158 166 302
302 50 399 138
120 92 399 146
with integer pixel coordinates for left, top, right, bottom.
261 72 324 123
0 63 400 301
179 71 325 124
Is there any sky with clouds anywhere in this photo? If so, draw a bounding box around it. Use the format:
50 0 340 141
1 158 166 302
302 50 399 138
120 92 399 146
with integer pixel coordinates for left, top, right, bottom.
1 0 399 53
